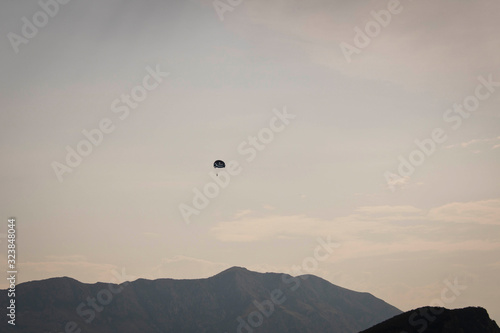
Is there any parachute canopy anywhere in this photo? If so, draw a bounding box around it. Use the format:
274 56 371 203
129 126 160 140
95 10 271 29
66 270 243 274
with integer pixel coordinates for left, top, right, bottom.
214 160 225 168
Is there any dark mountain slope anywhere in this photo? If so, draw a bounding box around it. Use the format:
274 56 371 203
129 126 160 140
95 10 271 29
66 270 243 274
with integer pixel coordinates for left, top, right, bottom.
0 266 401 333
360 306 500 333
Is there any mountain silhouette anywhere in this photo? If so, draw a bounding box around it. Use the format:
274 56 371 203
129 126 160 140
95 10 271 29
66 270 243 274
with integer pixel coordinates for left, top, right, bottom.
1 266 401 333
360 306 500 333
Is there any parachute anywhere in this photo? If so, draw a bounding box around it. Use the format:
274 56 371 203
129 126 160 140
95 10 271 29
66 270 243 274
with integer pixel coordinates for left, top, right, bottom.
214 160 225 176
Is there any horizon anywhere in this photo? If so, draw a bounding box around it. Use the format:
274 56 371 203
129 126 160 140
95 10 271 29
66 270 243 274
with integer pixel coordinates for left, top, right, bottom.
1 0 499 326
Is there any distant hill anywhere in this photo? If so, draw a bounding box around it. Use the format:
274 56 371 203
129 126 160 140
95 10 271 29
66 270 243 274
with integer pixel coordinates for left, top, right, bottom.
360 306 500 333
0 266 401 333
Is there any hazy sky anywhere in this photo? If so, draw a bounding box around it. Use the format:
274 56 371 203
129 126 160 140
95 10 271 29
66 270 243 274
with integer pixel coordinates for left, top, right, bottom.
1 0 499 323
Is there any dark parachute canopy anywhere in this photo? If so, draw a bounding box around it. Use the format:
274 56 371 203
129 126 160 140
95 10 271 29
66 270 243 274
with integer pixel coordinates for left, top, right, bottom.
214 160 225 176
214 160 225 168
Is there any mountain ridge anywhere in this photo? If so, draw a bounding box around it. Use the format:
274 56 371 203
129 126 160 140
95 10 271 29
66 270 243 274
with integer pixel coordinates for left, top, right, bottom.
1 266 401 333
360 306 500 333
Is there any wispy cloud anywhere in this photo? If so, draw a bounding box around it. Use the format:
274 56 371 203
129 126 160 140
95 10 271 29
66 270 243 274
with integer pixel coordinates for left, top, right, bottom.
356 205 423 215
240 0 500 92
444 136 500 151
428 199 500 225
211 199 500 261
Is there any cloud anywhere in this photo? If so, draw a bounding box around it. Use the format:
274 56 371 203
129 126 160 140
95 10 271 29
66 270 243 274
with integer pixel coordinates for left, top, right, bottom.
357 1 499 90
356 205 423 215
444 137 500 150
428 199 500 225
240 0 500 93
210 204 427 243
385 173 410 191
210 199 500 262
234 209 253 218
211 214 325 242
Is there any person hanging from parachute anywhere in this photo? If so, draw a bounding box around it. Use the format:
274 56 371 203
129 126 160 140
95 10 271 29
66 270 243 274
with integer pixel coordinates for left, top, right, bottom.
213 160 225 176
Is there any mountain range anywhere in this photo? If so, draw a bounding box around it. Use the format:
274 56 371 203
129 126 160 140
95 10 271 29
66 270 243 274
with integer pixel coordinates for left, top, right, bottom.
1 266 498 332
1 266 400 332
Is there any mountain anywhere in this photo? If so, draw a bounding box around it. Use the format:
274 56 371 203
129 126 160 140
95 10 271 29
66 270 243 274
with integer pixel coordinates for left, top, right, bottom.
0 266 401 333
360 306 500 333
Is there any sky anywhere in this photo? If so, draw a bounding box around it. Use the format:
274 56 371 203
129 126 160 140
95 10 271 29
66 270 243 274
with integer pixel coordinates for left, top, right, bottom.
1 0 499 324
